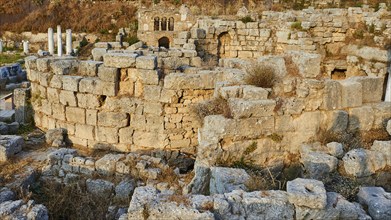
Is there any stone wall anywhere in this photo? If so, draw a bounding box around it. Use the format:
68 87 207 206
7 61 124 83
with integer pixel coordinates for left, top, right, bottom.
25 51 215 154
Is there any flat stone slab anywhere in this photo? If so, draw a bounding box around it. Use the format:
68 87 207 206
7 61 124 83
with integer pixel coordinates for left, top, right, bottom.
0 110 15 123
0 135 24 162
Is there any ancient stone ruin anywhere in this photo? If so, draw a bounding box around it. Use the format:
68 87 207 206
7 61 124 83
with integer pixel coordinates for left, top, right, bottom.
1 2 391 220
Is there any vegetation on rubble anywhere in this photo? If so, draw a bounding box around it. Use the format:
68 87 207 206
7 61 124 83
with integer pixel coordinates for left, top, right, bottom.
240 16 255 23
192 96 232 123
290 22 302 31
0 53 25 66
245 63 277 88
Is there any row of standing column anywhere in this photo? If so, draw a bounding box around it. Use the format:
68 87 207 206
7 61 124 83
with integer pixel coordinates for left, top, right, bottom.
48 25 72 56
0 40 29 54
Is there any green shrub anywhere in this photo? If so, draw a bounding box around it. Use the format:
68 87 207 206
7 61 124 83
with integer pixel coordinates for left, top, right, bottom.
245 63 277 88
240 16 254 23
124 35 140 46
291 22 302 31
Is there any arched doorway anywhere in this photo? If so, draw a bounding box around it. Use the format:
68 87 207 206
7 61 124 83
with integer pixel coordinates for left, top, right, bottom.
217 32 231 59
158 37 170 49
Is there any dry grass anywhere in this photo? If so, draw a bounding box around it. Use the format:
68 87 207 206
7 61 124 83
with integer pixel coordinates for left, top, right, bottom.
31 180 111 220
244 63 277 88
0 158 34 184
191 97 232 123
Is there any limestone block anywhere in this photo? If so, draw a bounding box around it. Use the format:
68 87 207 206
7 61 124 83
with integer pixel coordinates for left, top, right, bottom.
343 148 387 177
86 109 98 126
62 75 82 92
49 75 62 89
295 192 343 220
103 53 138 68
86 179 114 198
95 154 125 176
371 140 391 166
79 77 98 94
164 72 216 90
138 69 160 85
209 167 250 195
95 80 118 96
59 90 77 107
56 120 75 135
357 187 391 220
27 69 40 82
217 86 241 99
98 112 128 128
76 93 101 109
144 103 163 116
177 31 190 39
52 103 65 120
143 85 162 102
372 102 391 129
348 106 374 131
92 48 107 61
96 127 118 144
183 50 197 58
339 79 362 108
38 72 52 87
287 178 327 209
190 57 202 67
133 131 166 148
97 66 119 82
50 60 78 75
351 77 384 103
114 178 135 203
326 142 344 158
75 124 95 140
136 56 157 70
322 110 348 132
36 58 51 72
0 135 24 162
24 56 38 71
229 99 276 118
242 86 269 100
79 60 102 77
66 107 85 123
102 97 137 113
40 99 52 115
119 127 134 144
287 51 321 78
160 89 179 104
46 87 60 103
300 151 338 179
276 31 290 43
346 45 389 62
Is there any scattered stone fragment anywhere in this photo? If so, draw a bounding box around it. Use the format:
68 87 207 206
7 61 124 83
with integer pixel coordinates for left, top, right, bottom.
86 179 114 198
0 135 24 162
301 151 338 179
326 142 344 158
287 178 327 209
209 167 250 195
45 128 67 147
357 187 391 220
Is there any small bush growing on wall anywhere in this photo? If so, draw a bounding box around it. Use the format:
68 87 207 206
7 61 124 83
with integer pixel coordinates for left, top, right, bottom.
240 16 254 23
290 22 302 31
245 63 277 88
192 97 232 123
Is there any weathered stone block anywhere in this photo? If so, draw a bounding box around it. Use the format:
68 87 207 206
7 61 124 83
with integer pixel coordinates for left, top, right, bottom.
133 131 165 148
300 151 338 179
49 75 63 89
52 103 65 120
50 59 78 75
351 76 384 103
86 179 114 197
66 107 85 123
348 106 374 131
86 109 98 126
76 93 101 109
136 56 157 70
371 140 391 166
59 90 77 107
164 72 216 90
97 66 119 82
288 51 321 78
79 60 102 77
0 135 24 162
339 79 362 108
119 127 134 144
103 53 138 68
287 178 327 209
75 124 95 140
92 48 107 61
79 78 98 94
326 142 344 158
62 75 82 92
95 80 118 96
96 127 118 144
98 112 128 128
138 69 160 85
229 98 276 118
357 187 391 220
209 167 250 195
343 148 387 177
242 86 269 100
46 87 60 103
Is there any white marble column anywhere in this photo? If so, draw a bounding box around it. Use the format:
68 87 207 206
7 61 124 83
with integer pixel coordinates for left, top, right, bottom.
0 40 3 53
48 28 54 55
57 25 62 57
385 69 391 102
66 29 72 55
23 40 29 54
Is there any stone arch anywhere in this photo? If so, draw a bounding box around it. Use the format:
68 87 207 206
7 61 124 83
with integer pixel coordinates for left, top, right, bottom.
158 37 170 49
161 17 167 31
154 17 160 31
217 32 232 59
168 17 174 31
